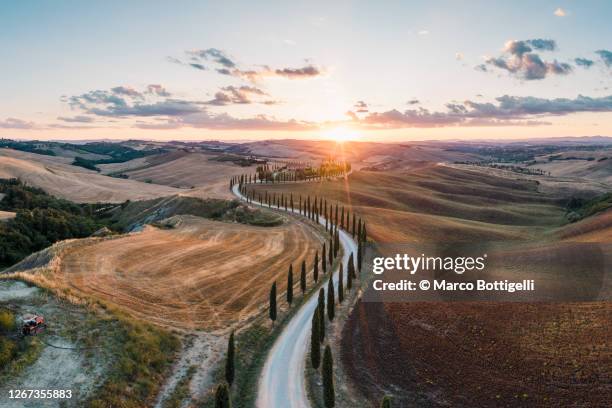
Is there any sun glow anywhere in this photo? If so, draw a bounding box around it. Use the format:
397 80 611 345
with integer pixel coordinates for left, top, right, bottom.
322 126 360 142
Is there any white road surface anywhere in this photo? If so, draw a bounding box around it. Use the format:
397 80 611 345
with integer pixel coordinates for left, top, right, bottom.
232 183 357 408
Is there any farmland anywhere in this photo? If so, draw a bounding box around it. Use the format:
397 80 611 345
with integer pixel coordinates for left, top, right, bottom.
54 215 323 330
246 160 612 406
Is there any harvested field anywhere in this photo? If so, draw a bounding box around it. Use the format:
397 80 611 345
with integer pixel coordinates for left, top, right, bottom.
247 165 566 242
120 152 255 199
0 149 181 203
55 215 323 330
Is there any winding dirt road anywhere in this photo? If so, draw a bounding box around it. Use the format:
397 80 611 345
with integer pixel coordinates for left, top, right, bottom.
232 182 358 408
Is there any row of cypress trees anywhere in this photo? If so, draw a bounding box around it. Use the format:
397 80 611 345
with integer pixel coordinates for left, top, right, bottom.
229 160 350 188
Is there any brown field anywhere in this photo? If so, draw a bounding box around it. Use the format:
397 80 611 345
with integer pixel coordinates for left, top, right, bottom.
238 139 480 164
528 148 612 186
0 149 181 203
53 215 323 330
248 164 611 406
248 164 566 242
342 301 611 407
120 152 254 199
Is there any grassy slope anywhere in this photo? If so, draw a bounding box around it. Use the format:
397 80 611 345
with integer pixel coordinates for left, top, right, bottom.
248 165 611 407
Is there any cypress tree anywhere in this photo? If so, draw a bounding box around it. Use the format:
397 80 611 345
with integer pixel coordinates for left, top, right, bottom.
215 382 231 408
322 345 335 408
334 230 340 258
328 238 334 265
269 282 277 324
352 213 356 237
327 276 335 321
300 260 306 294
310 309 321 369
357 242 363 271
313 252 319 283
348 253 356 279
362 224 367 243
338 263 344 303
225 332 235 386
322 244 327 274
341 206 345 229
381 396 391 408
347 258 353 290
317 288 325 343
287 265 294 305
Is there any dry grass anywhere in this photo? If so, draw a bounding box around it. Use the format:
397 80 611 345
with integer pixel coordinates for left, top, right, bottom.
121 152 255 199
49 216 323 330
0 149 181 203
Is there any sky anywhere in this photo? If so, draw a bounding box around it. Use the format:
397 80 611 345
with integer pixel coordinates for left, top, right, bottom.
0 0 611 142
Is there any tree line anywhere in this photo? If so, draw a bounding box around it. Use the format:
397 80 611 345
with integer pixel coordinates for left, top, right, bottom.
229 159 350 187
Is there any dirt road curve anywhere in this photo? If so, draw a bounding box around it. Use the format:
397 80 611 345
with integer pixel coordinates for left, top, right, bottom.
232 183 357 408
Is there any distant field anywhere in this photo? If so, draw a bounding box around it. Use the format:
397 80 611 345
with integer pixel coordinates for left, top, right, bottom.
248 164 566 242
0 149 181 203
54 215 323 330
117 152 254 199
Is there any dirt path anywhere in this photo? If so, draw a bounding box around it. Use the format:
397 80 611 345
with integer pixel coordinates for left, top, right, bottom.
0 281 109 407
232 183 358 408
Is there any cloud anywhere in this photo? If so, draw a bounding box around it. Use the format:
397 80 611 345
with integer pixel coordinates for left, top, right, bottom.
554 8 567 17
57 115 95 123
417 30 429 36
135 112 315 131
596 49 612 67
205 86 271 106
274 65 321 79
353 101 368 113
575 57 595 68
483 39 572 80
66 86 202 118
0 118 36 129
455 52 464 61
189 63 206 71
351 94 612 128
146 84 171 97
170 47 324 82
64 84 300 131
407 99 420 105
187 48 236 68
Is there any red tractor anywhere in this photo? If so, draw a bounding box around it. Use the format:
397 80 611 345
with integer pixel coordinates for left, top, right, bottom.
21 314 45 336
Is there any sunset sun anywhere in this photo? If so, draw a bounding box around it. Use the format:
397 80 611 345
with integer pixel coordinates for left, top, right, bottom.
322 126 359 142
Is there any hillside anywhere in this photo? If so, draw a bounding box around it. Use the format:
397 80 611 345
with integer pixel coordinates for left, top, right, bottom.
0 149 181 203
246 163 611 407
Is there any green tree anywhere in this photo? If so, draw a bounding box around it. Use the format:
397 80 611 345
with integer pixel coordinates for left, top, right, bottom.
347 258 353 290
313 251 319 282
287 265 294 305
214 382 231 408
225 332 235 386
310 308 321 369
348 253 356 279
327 276 335 321
357 242 363 272
381 395 391 408
322 345 335 408
322 243 327 274
328 238 334 265
338 263 344 303
318 288 326 343
300 260 307 294
269 282 277 324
